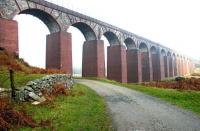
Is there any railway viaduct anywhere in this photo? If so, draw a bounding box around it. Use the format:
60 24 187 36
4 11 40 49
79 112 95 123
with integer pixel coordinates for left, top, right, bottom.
0 0 195 83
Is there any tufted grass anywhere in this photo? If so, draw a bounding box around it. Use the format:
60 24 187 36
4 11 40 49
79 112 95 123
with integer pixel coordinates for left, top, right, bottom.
0 68 44 89
84 77 200 116
17 83 112 131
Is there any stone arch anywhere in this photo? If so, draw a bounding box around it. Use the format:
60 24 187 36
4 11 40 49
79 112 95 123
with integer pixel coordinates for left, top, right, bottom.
71 22 97 41
139 42 148 52
124 38 136 50
150 46 157 54
167 51 171 56
150 46 158 80
103 31 120 45
19 9 61 33
139 42 150 82
167 51 173 77
161 49 166 56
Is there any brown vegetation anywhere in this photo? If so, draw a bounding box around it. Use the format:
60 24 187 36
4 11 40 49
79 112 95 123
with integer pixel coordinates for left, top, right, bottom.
42 83 75 103
0 49 65 74
0 83 76 130
142 77 200 91
0 97 37 130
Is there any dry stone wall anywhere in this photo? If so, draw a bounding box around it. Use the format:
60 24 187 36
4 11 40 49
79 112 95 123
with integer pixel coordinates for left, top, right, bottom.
16 74 74 102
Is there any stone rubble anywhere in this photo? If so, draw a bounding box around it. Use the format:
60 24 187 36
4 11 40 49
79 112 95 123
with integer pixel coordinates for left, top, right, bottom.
16 74 74 102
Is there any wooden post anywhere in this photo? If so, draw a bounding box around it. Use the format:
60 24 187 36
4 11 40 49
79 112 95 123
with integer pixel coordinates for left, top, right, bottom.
9 69 16 99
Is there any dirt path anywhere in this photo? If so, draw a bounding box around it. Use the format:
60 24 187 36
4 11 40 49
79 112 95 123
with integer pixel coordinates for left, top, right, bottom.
77 79 200 131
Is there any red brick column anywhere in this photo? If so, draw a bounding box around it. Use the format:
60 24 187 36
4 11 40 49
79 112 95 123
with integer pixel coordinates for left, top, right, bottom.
46 32 72 74
183 59 187 75
168 56 173 77
140 51 152 82
127 49 142 83
160 53 166 80
107 45 127 83
82 40 105 77
164 56 169 77
179 58 183 76
173 57 178 76
152 52 165 81
0 18 18 55
176 57 180 76
186 60 189 74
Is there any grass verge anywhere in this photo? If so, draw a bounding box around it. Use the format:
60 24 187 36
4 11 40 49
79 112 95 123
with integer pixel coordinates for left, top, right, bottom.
84 77 200 116
17 83 112 131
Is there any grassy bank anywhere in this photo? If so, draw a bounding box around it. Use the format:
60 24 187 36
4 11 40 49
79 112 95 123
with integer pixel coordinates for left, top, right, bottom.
0 71 112 130
85 77 200 116
0 69 44 89
18 83 112 131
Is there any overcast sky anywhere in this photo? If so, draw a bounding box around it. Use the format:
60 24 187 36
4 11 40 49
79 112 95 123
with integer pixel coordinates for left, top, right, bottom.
14 0 200 74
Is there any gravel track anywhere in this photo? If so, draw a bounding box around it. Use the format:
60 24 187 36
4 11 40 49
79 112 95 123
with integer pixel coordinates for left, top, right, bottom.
77 79 200 131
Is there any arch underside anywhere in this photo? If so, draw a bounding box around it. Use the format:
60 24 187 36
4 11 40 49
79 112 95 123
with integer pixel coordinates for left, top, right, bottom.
150 46 157 54
72 22 96 41
20 9 60 33
139 43 148 52
124 38 136 49
103 32 120 45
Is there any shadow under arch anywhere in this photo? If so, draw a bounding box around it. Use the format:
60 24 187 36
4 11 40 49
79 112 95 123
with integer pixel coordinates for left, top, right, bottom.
124 38 136 50
19 9 61 33
71 22 97 41
103 31 120 45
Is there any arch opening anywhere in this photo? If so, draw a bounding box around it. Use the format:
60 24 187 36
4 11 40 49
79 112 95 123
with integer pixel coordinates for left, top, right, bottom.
67 26 85 76
19 9 60 33
101 36 110 76
14 14 50 68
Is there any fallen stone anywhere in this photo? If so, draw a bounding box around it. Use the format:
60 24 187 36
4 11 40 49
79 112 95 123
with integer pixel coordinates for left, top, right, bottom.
32 101 41 105
24 86 34 92
28 92 46 102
